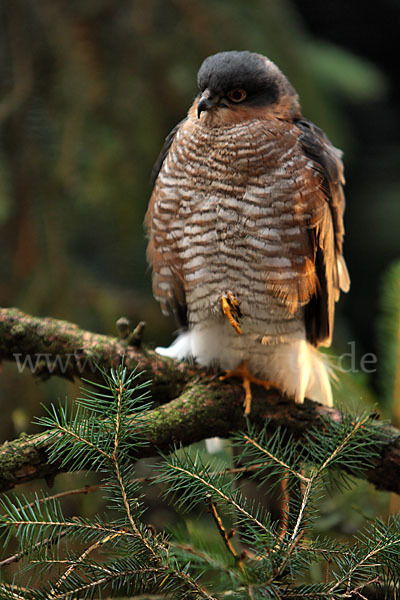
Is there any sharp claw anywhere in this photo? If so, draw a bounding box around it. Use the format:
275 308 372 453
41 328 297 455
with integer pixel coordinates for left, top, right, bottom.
221 294 242 335
220 361 278 415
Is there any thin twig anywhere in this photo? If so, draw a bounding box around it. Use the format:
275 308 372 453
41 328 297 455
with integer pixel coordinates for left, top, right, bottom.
318 415 371 473
328 537 400 593
173 542 237 576
0 582 33 600
49 532 120 596
205 494 243 570
0 529 67 567
0 475 161 521
166 461 274 537
47 567 163 600
288 476 313 547
272 530 305 582
52 423 111 461
277 473 290 541
289 416 371 553
325 556 332 584
350 576 380 599
242 434 310 483
0 518 134 538
112 379 158 560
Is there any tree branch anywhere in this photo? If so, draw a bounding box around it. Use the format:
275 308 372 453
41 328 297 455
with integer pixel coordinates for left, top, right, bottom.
0 307 194 401
0 307 400 495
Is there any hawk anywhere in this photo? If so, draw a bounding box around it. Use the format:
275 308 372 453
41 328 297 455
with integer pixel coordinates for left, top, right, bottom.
146 50 350 413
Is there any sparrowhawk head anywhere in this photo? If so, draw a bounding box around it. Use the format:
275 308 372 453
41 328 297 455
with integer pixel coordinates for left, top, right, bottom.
196 50 298 120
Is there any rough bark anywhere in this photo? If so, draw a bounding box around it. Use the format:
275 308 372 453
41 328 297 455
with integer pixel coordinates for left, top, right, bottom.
0 307 192 401
0 307 399 495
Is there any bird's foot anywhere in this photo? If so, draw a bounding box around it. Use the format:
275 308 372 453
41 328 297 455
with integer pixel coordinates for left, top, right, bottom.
220 361 277 415
221 292 242 335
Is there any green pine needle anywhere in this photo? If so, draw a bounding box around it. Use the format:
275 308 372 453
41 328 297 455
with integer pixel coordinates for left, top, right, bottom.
0 364 398 599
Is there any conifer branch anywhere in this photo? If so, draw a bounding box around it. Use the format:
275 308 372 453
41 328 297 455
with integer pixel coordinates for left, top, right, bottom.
242 433 309 482
0 529 67 567
1 384 400 496
1 307 400 498
112 379 158 560
1 366 399 599
49 532 121 597
163 458 272 536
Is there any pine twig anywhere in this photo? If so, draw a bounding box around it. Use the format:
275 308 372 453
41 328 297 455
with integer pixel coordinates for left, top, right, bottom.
205 493 244 570
111 378 158 560
0 530 67 567
49 532 120 597
242 434 309 482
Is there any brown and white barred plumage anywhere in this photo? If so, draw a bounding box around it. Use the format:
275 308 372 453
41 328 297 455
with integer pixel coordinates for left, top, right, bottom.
146 51 350 406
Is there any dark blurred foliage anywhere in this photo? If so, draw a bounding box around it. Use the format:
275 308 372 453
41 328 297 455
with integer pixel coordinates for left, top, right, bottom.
0 0 399 531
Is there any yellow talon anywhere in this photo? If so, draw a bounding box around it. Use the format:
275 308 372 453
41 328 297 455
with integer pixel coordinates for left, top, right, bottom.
220 361 275 415
221 293 242 335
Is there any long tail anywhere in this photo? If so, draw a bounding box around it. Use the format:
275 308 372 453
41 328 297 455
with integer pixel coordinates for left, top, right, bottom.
266 339 333 407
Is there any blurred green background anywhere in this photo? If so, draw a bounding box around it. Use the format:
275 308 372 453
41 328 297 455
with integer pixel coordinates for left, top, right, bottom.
0 1 399 443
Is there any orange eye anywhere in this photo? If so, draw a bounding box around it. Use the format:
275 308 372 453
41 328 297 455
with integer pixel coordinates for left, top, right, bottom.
227 89 247 103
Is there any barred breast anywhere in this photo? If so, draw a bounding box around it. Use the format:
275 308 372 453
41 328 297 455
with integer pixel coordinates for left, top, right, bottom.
148 113 333 403
149 114 323 343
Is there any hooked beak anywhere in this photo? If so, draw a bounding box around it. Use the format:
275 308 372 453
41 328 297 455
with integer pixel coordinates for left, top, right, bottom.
197 89 219 118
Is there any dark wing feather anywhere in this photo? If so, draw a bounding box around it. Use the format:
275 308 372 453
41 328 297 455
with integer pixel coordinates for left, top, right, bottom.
150 119 186 185
146 120 189 329
295 118 350 347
